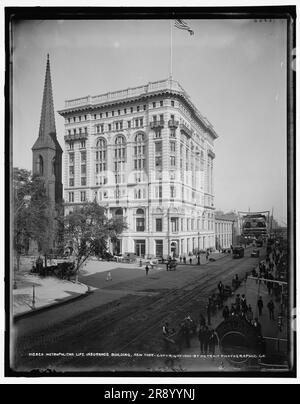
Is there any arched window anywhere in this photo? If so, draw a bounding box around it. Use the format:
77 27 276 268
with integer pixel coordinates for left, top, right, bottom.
134 133 146 172
37 155 44 175
114 135 126 184
136 208 144 215
95 138 107 186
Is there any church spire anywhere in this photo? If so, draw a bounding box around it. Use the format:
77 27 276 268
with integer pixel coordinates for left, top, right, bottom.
38 54 56 139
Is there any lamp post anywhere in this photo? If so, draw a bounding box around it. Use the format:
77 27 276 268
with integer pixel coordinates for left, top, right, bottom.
32 284 36 310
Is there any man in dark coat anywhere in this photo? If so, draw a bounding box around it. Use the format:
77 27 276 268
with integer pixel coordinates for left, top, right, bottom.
267 299 275 320
222 305 230 321
208 329 218 356
257 296 264 316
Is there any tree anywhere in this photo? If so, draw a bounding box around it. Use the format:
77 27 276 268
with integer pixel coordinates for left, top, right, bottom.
13 167 59 270
63 201 127 281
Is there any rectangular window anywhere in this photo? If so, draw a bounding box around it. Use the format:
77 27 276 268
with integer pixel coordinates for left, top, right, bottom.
112 111 115 116
160 100 163 106
153 102 156 108
100 113 103 118
69 141 74 150
135 119 139 127
67 129 71 135
69 166 74 176
69 192 74 203
81 165 86 175
81 151 86 163
159 114 164 122
108 124 111 131
171 100 175 107
155 142 162 153
170 185 175 198
136 218 145 232
81 177 86 186
159 185 162 198
124 108 127 114
171 218 179 232
118 110 121 115
155 156 162 167
170 141 176 152
84 115 87 120
127 120 131 128
155 240 163 257
140 118 143 127
170 156 176 166
80 140 86 148
156 218 163 232
130 107 133 113
143 105 146 111
137 106 140 112
80 191 86 202
106 112 109 117
69 178 74 187
69 153 74 164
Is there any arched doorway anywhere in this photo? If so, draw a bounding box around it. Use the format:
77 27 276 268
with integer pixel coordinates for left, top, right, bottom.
170 241 178 257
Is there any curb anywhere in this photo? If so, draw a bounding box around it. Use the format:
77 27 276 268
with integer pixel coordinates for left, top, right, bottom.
13 285 92 322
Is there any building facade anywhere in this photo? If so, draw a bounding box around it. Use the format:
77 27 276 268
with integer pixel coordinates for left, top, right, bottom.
58 78 218 258
215 213 235 250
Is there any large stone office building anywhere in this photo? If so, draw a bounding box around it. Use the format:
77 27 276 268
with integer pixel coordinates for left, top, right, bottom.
58 78 218 258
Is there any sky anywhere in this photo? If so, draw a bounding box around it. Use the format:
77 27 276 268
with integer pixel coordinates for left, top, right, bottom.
12 18 287 224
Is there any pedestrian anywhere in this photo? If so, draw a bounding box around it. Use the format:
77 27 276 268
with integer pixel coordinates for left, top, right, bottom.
197 255 200 265
166 262 169 271
267 299 275 320
235 294 241 314
208 329 218 356
199 313 206 327
206 250 209 261
106 271 112 281
253 318 262 336
246 305 254 323
179 255 182 264
222 306 230 321
198 325 209 354
189 257 192 265
206 301 211 326
241 294 247 313
181 321 191 348
183 256 186 265
145 265 149 276
257 296 264 316
218 281 224 296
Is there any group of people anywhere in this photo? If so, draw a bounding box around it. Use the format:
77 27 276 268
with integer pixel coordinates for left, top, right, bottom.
162 314 218 356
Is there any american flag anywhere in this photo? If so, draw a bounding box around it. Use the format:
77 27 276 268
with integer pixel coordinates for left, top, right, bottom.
174 19 194 36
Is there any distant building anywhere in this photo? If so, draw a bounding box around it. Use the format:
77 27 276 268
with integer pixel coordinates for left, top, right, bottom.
58 78 218 257
32 55 63 205
215 212 235 250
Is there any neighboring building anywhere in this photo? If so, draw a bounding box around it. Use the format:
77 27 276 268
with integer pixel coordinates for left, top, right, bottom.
58 78 218 258
32 55 63 205
215 212 235 250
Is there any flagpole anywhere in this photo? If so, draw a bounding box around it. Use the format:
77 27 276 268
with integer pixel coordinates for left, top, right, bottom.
170 19 173 79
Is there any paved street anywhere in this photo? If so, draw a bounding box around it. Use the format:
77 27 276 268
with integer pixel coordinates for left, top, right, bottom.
13 248 265 372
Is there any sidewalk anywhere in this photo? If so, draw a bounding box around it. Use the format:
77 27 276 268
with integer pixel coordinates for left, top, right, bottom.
176 274 287 372
13 272 90 318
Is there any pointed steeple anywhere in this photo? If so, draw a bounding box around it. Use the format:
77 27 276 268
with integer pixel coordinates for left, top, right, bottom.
32 54 63 205
39 54 56 139
32 54 62 152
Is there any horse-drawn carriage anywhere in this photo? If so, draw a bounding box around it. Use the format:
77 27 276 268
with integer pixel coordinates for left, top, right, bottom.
167 259 177 271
